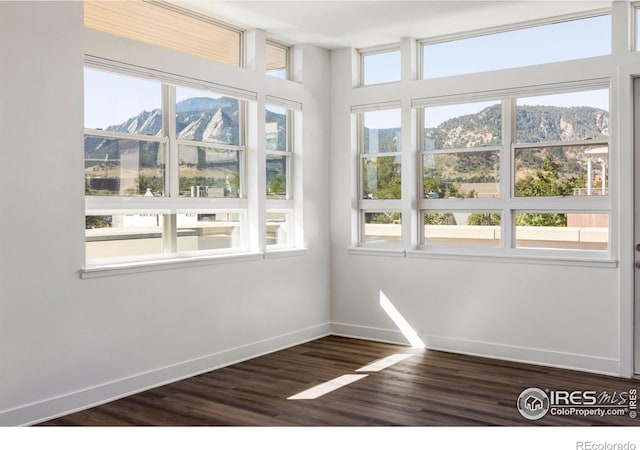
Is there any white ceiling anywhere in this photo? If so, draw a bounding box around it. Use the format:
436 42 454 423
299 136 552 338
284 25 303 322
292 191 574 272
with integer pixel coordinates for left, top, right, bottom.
172 1 611 49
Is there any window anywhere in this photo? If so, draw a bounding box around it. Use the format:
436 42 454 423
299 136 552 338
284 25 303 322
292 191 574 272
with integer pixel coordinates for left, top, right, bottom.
423 211 501 248
421 100 501 248
512 89 609 251
417 86 610 255
266 104 295 248
361 48 401 86
363 212 402 246
84 1 242 67
84 67 247 263
84 69 165 197
422 14 611 79
266 41 289 79
176 86 243 198
358 108 402 246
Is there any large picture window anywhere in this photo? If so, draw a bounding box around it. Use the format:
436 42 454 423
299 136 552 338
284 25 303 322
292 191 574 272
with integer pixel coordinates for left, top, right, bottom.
84 67 247 263
417 86 610 254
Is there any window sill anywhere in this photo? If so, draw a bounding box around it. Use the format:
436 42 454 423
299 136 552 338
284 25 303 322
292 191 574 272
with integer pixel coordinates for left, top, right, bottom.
264 248 308 259
405 250 618 268
81 252 265 279
345 247 618 268
347 247 406 257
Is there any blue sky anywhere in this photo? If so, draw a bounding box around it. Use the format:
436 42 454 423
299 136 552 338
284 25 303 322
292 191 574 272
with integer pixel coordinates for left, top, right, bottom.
84 68 161 129
423 15 610 79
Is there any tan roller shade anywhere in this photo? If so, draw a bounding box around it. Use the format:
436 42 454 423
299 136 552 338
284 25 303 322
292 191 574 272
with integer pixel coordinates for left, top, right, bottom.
266 42 288 72
85 1 241 67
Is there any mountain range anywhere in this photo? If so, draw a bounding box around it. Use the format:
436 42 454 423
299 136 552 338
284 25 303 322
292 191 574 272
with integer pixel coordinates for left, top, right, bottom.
85 100 608 175
426 104 608 149
84 96 286 164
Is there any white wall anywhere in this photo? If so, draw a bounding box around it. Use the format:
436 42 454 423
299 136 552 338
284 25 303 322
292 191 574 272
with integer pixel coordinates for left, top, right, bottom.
0 1 330 426
329 5 638 378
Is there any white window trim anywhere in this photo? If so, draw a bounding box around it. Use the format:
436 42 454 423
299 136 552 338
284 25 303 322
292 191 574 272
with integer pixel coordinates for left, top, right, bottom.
265 39 292 80
84 62 306 268
417 9 612 80
359 44 402 87
352 81 613 261
413 82 612 260
355 105 403 247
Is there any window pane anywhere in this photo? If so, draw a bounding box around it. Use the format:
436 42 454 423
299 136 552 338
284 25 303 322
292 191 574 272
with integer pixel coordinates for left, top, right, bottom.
423 15 610 79
266 211 292 247
177 212 242 252
84 68 162 133
176 87 240 145
363 212 402 245
267 154 288 198
423 211 501 248
363 156 401 199
84 138 165 196
266 105 288 151
515 213 608 251
423 150 500 199
363 109 401 153
363 50 401 85
266 42 288 79
424 101 501 150
84 1 241 67
178 145 241 198
514 144 608 197
85 214 163 260
516 90 609 143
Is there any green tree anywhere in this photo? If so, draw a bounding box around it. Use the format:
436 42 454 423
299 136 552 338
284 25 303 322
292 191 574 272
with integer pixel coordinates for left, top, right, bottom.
514 155 586 227
424 212 453 225
467 212 501 226
368 212 400 224
228 170 240 192
365 157 401 199
85 215 112 229
135 174 163 195
268 173 286 196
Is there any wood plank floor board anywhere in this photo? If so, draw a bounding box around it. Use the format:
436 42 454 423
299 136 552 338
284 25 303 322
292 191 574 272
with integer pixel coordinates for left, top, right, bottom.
39 336 640 426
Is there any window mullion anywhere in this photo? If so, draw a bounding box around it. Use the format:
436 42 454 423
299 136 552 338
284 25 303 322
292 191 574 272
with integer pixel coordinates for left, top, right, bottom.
163 84 178 253
503 98 516 253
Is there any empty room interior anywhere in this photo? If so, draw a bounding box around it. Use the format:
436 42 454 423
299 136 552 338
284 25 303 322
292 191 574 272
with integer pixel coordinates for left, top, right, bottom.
3 0 640 429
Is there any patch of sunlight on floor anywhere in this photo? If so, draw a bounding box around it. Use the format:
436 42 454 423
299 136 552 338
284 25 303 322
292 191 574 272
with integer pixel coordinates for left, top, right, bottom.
355 353 414 372
287 374 369 400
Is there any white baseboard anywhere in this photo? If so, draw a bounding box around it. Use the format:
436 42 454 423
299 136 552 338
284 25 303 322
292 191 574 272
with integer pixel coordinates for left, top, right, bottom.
331 322 621 376
1 323 331 427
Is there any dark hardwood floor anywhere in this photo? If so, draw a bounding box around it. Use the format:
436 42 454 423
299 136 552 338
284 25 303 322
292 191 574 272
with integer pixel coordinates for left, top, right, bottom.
40 336 640 426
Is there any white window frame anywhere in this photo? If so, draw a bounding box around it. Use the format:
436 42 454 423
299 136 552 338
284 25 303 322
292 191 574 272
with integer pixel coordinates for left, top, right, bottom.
418 10 612 80
84 63 250 265
415 82 612 259
265 101 297 249
359 44 402 87
356 104 403 247
265 39 291 80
